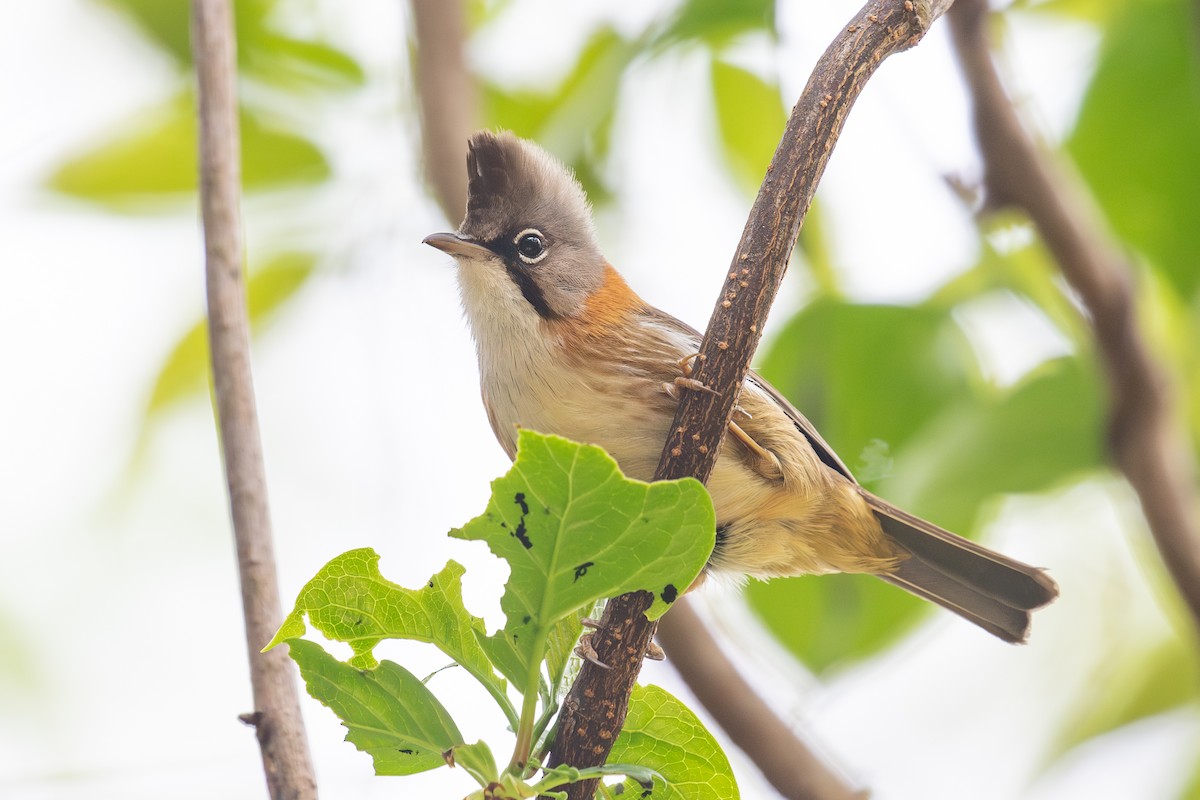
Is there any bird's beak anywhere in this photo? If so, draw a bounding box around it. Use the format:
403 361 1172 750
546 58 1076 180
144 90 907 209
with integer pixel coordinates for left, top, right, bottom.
422 232 493 259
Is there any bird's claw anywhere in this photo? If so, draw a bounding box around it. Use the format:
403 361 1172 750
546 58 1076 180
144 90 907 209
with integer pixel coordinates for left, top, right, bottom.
674 376 719 396
574 633 611 670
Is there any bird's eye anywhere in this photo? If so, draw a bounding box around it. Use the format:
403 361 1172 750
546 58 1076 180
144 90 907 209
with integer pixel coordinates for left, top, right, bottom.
514 229 548 264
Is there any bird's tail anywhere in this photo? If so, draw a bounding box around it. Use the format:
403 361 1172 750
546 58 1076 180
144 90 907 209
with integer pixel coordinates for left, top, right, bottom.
862 490 1059 643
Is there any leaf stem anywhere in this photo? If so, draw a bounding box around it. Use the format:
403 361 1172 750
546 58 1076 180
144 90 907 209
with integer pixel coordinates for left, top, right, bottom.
508 629 551 774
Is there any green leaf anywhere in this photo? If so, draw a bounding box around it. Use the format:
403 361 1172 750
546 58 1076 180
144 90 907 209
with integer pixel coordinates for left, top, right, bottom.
449 740 500 787
267 552 514 726
745 573 924 675
1015 0 1129 24
248 34 367 89
1068 0 1200 297
49 92 328 207
880 355 1105 533
657 0 776 48
757 299 979 489
710 57 786 194
752 304 1101 671
286 638 464 776
1184 751 1200 800
97 0 363 87
605 684 739 800
146 252 316 415
481 27 634 203
451 431 715 693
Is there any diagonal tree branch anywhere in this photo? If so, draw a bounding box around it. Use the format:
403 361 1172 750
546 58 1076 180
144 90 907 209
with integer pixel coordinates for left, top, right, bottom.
549 2 953 797
192 1 318 797
949 0 1200 637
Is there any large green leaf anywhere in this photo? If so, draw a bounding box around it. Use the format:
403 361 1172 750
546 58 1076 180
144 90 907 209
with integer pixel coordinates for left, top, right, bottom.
287 638 464 777
710 57 786 194
481 27 635 203
657 0 776 48
745 573 924 675
880 355 1105 533
605 684 739 799
1018 0 1129 23
1184 750 1200 800
751 306 1102 671
49 92 328 207
1068 0 1200 297
146 252 316 415
756 299 979 488
451 431 715 693
268 552 514 725
97 0 364 87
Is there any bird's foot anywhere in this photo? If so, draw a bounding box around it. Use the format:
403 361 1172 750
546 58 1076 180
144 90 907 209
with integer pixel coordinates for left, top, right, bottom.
729 420 784 480
577 619 665 663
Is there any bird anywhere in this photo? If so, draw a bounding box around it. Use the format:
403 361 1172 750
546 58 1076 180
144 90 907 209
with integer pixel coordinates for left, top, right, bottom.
424 130 1058 643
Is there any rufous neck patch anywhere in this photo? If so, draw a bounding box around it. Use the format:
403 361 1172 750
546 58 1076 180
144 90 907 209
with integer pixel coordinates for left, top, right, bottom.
577 264 643 334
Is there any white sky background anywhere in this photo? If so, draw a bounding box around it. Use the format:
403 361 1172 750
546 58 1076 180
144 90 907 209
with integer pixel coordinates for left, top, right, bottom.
2 0 1197 798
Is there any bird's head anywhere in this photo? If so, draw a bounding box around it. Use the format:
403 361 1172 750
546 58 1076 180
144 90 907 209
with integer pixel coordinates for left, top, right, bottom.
424 131 609 323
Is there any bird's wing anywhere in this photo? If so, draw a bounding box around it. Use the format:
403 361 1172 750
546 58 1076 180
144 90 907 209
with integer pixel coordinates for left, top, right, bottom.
642 307 857 484
743 369 857 483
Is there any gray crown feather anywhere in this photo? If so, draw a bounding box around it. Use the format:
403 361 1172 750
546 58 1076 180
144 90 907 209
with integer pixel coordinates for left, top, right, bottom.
458 131 597 250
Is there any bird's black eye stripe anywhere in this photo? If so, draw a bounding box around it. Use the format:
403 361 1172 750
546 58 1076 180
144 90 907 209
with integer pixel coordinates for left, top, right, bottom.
512 228 547 265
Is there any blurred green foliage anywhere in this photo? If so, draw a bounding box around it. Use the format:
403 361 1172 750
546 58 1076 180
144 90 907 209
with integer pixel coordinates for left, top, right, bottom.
744 0 1200 777
97 0 365 86
50 93 328 208
51 0 360 441
52 0 1200 791
710 58 787 193
1068 0 1200 299
146 253 316 416
482 26 636 203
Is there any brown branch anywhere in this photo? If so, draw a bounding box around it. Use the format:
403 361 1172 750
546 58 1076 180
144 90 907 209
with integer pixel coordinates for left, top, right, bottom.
548 2 949 797
949 0 1200 636
409 0 476 222
656 600 868 800
192 1 318 797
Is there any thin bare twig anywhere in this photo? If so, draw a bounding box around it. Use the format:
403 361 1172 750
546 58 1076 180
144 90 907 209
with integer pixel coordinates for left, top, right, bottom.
656 601 868 800
949 0 1200 636
409 0 476 222
192 1 318 796
549 2 951 797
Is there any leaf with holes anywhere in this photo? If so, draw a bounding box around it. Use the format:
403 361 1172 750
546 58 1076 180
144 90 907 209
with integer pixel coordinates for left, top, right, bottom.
286 638 464 777
266 552 515 727
451 431 714 693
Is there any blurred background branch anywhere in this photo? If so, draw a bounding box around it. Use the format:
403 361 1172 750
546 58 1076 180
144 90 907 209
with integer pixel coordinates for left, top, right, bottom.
408 0 475 223
656 601 868 800
949 0 1200 639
